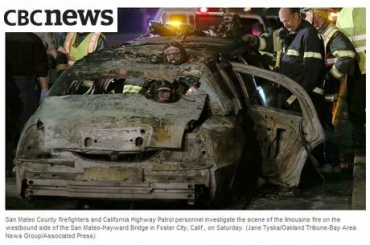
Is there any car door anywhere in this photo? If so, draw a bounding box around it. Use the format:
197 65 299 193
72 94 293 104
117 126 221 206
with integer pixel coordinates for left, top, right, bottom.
229 62 325 187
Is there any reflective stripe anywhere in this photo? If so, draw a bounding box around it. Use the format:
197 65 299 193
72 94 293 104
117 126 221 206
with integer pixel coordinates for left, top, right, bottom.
333 50 356 58
123 85 143 94
330 65 344 79
64 32 75 56
286 49 299 56
325 94 338 102
348 34 366 42
355 46 366 53
258 37 267 50
323 26 336 37
326 57 337 65
322 26 339 49
312 87 324 95
87 33 100 53
304 52 322 59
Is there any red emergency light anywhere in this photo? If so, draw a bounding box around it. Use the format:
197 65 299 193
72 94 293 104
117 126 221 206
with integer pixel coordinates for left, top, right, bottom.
196 8 221 14
199 7 208 13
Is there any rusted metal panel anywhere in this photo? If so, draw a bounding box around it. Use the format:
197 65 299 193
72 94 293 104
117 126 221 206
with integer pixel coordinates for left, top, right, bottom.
33 94 207 150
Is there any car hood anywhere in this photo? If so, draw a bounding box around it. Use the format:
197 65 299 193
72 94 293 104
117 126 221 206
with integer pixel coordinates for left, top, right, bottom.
31 94 207 151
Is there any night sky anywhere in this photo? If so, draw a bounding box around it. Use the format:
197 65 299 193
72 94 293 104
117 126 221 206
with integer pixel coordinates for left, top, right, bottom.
117 8 159 33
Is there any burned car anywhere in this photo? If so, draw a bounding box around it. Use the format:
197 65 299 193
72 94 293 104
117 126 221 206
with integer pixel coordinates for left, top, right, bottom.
14 32 325 207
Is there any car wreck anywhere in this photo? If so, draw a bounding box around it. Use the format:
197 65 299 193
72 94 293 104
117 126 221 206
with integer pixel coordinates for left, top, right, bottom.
14 18 325 207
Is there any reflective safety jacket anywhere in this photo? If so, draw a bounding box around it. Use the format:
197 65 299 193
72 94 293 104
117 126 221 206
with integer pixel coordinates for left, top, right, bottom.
62 32 104 65
320 23 357 80
56 32 106 73
279 19 325 93
336 8 366 74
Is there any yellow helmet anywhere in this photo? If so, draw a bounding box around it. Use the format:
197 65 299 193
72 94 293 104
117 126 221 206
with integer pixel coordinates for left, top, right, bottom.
301 8 332 19
313 8 333 19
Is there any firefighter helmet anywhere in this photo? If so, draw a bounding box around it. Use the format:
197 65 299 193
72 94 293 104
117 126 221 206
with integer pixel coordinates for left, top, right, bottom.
163 42 188 65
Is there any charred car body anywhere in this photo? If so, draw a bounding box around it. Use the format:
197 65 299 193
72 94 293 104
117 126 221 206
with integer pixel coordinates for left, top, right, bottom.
15 18 325 207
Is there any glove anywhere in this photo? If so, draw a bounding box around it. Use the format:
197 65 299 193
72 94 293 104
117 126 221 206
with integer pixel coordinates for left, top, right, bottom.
40 90 48 100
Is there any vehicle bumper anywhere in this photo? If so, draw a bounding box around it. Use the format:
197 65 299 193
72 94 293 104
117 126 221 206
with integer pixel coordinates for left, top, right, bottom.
15 161 212 202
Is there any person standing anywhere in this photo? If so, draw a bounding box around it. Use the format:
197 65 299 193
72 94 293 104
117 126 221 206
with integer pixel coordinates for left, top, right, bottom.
303 8 356 93
336 8 366 152
56 32 107 75
243 8 326 97
243 8 339 173
279 8 341 173
302 8 358 172
6 32 49 176
34 32 60 86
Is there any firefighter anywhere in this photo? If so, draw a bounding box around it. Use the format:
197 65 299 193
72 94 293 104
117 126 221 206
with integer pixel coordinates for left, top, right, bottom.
56 32 107 75
303 8 359 173
302 8 357 122
336 8 366 152
242 22 286 70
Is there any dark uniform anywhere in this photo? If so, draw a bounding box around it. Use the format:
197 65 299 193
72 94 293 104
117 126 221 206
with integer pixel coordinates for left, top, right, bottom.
303 8 357 125
246 19 326 96
321 23 356 83
279 19 325 93
319 22 357 128
6 32 49 176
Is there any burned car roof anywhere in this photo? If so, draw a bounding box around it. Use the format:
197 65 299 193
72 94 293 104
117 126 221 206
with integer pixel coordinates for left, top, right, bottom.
49 36 256 116
59 36 244 80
